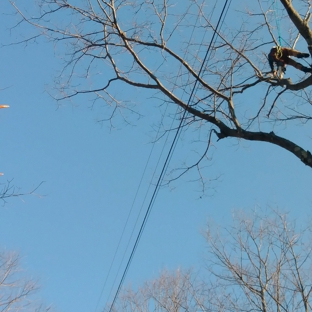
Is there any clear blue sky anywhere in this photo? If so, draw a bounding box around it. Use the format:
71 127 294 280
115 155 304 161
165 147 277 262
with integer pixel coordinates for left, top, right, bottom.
1 1 312 311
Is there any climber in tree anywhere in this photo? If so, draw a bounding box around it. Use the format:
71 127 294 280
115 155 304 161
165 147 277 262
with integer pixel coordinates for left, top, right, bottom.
268 46 312 78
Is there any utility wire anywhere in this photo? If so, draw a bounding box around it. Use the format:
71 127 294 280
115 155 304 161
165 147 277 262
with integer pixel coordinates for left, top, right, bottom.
164 1 221 175
100 24 199 312
98 12 203 311
105 4 215 303
93 124 161 312
102 7 209 310
173 0 232 159
108 1 231 311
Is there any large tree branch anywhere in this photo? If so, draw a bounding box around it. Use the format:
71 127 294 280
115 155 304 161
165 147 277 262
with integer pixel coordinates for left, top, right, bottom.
218 128 312 168
181 104 312 168
9 0 312 172
279 0 312 52
261 75 312 90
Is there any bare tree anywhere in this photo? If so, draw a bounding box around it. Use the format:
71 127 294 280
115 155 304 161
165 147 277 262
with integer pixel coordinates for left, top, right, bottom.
0 180 44 205
0 250 52 311
106 269 209 312
7 0 312 173
205 209 312 312
108 209 312 312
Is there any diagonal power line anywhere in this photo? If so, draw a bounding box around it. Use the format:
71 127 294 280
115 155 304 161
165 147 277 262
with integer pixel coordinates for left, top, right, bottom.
108 1 231 311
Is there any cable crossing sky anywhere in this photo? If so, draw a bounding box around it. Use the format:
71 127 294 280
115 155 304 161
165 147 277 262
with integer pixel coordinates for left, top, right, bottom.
106 1 232 311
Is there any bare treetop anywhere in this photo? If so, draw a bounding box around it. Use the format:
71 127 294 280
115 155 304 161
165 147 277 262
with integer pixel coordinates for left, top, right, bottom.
8 0 312 170
205 209 312 312
106 209 312 312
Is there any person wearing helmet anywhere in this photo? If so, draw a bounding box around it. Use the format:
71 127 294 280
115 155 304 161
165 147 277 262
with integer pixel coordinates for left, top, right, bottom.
268 46 312 78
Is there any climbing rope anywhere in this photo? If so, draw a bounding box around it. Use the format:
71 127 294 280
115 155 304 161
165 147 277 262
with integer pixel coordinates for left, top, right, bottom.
273 0 283 47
